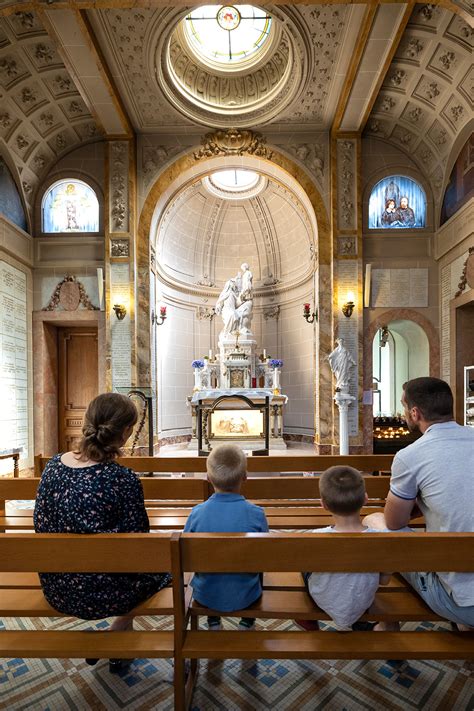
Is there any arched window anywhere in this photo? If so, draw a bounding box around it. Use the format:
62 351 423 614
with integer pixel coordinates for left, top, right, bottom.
0 158 27 232
42 179 99 233
368 175 426 229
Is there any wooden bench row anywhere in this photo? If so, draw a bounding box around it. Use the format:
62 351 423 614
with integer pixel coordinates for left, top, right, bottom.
33 453 395 477
0 473 425 532
1 532 472 710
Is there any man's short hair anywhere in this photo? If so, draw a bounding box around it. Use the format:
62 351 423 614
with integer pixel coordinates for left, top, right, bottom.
319 466 366 515
207 444 247 491
403 377 453 421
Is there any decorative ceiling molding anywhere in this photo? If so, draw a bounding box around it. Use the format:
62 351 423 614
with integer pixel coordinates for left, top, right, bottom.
364 5 473 198
41 8 132 136
194 128 273 161
0 11 100 216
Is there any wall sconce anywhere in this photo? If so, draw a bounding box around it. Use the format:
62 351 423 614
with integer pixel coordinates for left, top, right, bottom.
113 303 127 320
303 302 318 323
151 305 167 326
342 291 355 318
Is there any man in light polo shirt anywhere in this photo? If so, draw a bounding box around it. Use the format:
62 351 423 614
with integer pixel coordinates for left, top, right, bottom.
366 377 474 629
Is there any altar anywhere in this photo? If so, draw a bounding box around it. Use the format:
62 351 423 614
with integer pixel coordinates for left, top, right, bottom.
187 263 288 452
187 389 288 451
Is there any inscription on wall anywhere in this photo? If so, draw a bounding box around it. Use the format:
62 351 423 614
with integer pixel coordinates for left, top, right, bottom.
0 261 28 472
371 268 428 307
111 262 131 388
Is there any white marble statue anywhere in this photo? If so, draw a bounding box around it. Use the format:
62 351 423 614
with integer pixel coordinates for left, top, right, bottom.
215 264 254 337
327 337 356 391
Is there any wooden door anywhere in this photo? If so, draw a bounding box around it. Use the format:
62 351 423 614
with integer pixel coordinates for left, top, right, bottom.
58 328 98 452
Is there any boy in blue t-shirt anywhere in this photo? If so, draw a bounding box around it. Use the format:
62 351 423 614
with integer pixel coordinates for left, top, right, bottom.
183 444 269 630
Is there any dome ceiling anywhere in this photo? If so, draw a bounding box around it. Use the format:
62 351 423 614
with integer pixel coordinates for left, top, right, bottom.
155 174 315 294
89 4 361 131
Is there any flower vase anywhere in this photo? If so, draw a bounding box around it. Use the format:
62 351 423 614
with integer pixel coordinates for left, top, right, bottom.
272 367 281 395
193 368 202 392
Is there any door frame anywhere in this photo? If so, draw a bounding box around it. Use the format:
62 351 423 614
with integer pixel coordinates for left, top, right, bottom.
33 311 105 456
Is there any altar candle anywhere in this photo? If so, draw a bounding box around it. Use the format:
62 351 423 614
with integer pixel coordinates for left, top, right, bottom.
209 349 213 360
263 349 267 359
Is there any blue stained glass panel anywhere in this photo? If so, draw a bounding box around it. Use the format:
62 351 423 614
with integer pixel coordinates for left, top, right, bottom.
42 179 99 233
368 175 426 229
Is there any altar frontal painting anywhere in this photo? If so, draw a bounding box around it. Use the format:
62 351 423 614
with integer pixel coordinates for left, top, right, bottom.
368 175 426 229
210 409 264 439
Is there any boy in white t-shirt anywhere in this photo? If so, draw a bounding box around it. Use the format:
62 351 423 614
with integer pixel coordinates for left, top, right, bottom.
296 466 394 632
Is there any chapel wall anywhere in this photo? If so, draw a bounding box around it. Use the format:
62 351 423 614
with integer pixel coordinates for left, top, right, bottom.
0 216 34 473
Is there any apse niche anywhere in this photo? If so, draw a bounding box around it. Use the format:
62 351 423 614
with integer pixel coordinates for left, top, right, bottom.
152 165 318 446
372 320 429 416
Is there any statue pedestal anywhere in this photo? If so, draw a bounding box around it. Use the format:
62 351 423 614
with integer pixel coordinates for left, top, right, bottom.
334 390 355 455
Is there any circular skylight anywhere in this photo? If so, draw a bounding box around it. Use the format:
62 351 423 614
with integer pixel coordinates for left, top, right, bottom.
211 169 259 191
183 5 272 66
203 169 266 199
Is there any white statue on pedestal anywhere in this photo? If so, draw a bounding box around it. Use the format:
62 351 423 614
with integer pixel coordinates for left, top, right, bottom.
215 263 254 338
328 337 356 455
327 337 356 391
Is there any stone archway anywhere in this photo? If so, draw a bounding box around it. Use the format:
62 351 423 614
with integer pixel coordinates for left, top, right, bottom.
363 308 440 450
136 130 333 449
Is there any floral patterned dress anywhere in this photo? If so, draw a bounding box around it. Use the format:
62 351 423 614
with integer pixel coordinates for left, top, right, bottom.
33 454 171 620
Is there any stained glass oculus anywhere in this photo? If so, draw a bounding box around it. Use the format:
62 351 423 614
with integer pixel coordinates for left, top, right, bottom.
42 179 99 233
184 5 272 65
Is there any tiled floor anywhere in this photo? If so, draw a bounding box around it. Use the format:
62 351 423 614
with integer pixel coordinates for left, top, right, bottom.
1 616 472 711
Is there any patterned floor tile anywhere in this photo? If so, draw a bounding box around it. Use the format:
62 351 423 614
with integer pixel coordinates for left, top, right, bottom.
0 617 472 711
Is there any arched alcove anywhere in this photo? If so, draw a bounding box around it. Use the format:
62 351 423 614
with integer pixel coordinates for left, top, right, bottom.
372 320 429 416
137 143 333 450
363 309 440 450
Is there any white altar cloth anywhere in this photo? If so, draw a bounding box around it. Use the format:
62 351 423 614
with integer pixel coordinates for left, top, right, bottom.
190 388 288 404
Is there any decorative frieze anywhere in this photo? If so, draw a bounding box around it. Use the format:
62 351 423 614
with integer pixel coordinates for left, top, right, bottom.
109 141 129 233
111 239 130 258
194 128 273 160
337 139 356 231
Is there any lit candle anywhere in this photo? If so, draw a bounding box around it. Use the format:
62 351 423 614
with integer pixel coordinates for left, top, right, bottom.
160 305 167 316
303 303 310 314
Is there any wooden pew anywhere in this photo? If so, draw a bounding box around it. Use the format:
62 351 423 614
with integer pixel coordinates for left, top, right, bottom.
34 453 394 477
175 532 474 709
0 473 425 534
0 533 182 700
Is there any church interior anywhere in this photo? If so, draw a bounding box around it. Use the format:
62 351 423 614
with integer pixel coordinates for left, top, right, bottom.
0 0 473 707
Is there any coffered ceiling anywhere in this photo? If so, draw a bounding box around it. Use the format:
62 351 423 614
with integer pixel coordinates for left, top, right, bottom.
0 1 472 221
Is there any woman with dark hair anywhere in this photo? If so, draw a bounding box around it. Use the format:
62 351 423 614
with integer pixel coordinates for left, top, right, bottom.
34 393 171 672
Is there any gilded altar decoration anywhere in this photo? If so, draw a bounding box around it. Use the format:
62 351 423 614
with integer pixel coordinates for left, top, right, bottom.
194 128 273 161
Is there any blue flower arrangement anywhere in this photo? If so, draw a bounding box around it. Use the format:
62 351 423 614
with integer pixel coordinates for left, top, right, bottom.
191 359 205 369
268 359 283 368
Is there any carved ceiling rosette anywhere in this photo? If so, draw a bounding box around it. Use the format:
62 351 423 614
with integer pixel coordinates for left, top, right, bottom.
194 128 273 161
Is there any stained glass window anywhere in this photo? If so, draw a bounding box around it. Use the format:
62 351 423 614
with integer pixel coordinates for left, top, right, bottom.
368 176 426 229
42 179 99 233
184 5 272 66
